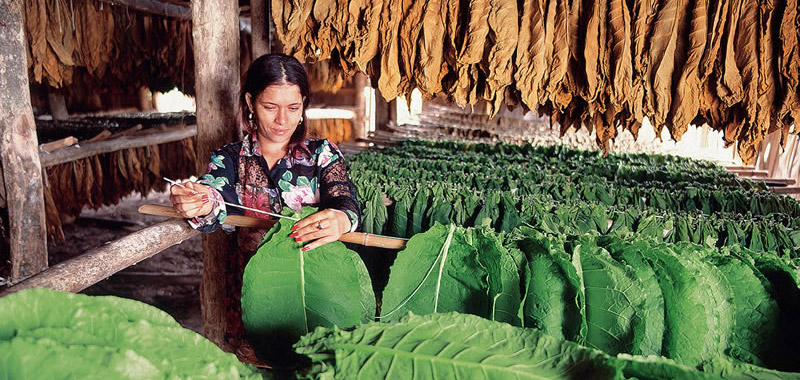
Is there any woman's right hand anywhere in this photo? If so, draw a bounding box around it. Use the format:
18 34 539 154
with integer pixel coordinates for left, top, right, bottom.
169 181 213 218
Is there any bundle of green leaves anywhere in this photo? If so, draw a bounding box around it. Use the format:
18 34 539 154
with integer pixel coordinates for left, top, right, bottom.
296 312 798 380
240 207 375 364
0 288 263 379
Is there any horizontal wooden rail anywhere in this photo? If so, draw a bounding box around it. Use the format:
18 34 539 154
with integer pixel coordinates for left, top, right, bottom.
39 125 196 168
0 219 199 297
139 204 409 249
771 186 800 194
764 178 796 187
729 169 769 177
724 165 755 171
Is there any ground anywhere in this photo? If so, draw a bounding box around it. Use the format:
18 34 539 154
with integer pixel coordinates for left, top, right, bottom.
48 190 204 333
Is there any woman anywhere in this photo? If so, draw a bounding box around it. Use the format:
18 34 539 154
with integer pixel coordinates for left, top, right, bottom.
169 54 361 357
169 53 360 251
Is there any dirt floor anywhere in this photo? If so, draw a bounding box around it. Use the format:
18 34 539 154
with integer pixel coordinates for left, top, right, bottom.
48 190 204 333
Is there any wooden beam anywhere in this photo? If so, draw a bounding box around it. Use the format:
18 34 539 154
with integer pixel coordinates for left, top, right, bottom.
0 219 199 297
729 169 769 177
0 0 48 282
771 186 800 194
765 178 797 187
193 0 241 349
98 0 190 19
250 0 268 59
39 125 196 167
724 165 755 170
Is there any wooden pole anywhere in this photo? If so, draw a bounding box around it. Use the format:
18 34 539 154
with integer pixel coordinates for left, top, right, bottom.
353 73 367 141
193 0 241 349
139 204 409 249
0 0 48 282
39 125 196 167
0 219 199 297
250 0 268 59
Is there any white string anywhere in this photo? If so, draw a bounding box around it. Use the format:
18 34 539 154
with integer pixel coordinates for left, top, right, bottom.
163 177 299 221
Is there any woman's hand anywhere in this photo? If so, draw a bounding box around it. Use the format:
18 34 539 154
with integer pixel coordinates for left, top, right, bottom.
290 209 352 251
169 181 213 218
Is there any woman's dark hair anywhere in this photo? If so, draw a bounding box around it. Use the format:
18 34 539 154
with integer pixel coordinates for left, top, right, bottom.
240 54 310 156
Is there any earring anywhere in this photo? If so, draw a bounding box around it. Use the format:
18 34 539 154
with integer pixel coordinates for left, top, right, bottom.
248 111 254 121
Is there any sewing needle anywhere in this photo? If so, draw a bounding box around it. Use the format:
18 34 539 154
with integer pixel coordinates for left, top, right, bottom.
163 177 299 221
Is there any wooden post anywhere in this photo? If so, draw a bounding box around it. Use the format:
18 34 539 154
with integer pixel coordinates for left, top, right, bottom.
46 87 69 120
250 0 268 59
352 73 367 141
374 89 395 132
0 0 48 282
193 0 240 349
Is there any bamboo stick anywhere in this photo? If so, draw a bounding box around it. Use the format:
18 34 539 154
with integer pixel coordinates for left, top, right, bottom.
138 204 408 249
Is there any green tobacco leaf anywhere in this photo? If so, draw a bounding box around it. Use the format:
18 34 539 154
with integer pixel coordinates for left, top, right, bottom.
597 236 665 356
569 236 647 356
516 228 585 342
472 228 525 326
0 288 262 380
635 239 734 366
380 223 490 322
241 207 375 358
707 248 779 367
295 312 625 380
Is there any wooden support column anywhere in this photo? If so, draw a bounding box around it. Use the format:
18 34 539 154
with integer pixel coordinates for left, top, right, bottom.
193 0 240 349
250 0 269 59
0 0 48 283
374 89 395 132
47 87 69 120
352 73 368 141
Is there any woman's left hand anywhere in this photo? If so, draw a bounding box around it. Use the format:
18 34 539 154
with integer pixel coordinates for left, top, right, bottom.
290 209 352 251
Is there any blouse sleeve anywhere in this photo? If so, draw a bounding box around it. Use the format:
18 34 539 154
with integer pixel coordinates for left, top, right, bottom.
317 140 361 232
187 146 240 233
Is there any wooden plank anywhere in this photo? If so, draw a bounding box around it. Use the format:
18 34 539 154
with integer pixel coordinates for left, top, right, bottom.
0 219 199 297
0 0 48 282
98 0 190 19
193 0 241 349
771 186 800 194
39 125 196 167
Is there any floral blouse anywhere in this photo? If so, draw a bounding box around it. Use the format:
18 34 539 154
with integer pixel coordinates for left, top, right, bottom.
189 135 361 252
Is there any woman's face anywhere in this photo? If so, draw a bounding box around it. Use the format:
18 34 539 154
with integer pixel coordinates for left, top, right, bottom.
247 83 304 146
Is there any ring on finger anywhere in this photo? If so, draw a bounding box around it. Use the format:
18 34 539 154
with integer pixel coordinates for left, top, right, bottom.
317 221 323 230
